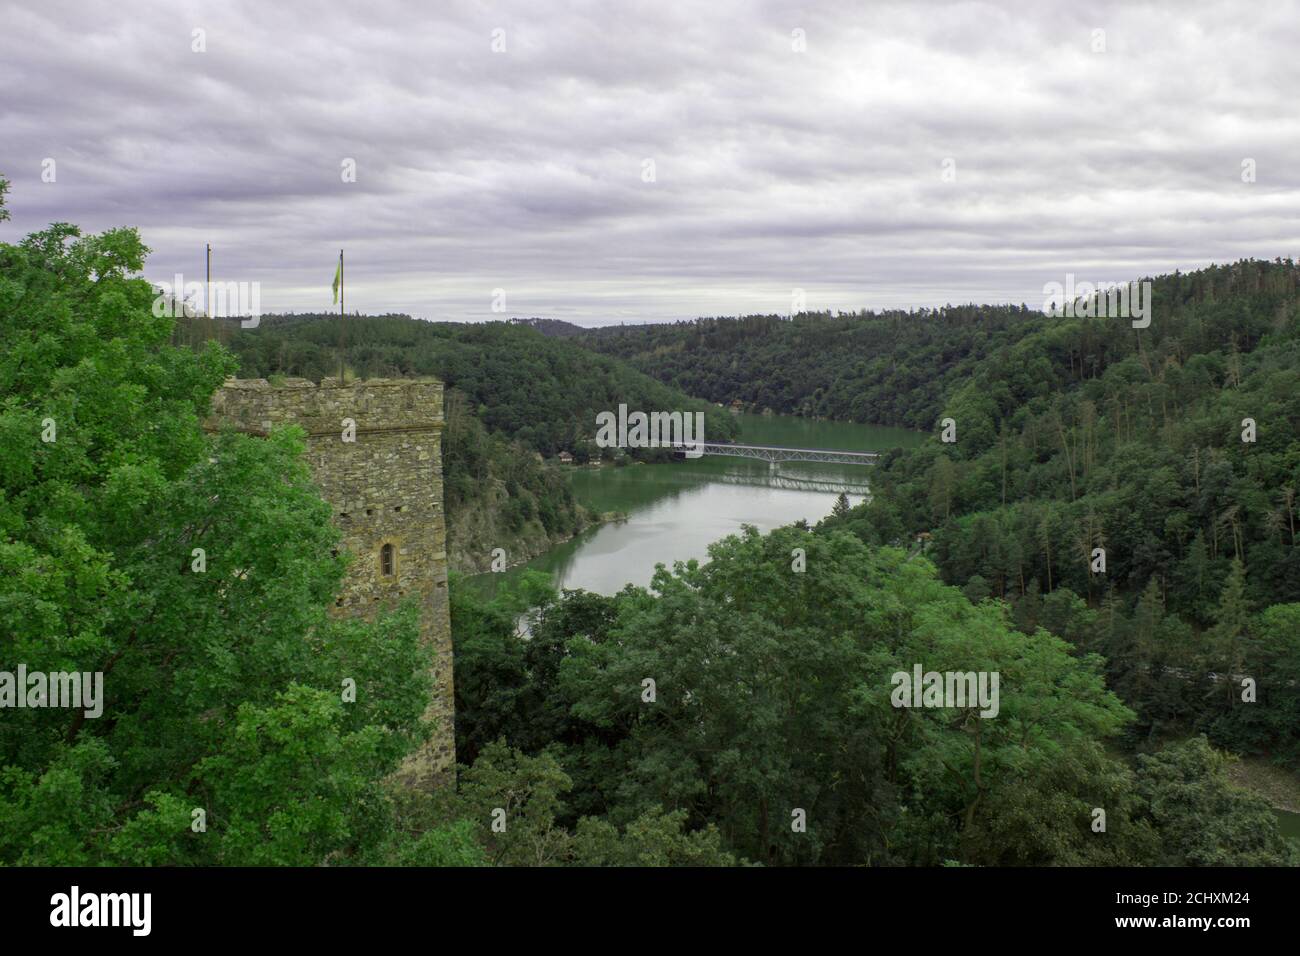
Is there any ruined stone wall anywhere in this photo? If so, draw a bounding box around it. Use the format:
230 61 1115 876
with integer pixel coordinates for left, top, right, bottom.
206 377 455 788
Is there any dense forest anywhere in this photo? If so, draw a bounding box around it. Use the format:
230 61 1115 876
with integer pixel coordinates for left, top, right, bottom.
581 304 1048 427
448 536 1294 866
438 390 590 572
825 262 1300 768
227 314 737 457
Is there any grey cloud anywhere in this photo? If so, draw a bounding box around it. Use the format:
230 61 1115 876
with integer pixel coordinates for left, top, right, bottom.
1 0 1298 324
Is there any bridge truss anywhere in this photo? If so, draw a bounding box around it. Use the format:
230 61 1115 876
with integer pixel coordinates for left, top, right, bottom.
674 442 881 466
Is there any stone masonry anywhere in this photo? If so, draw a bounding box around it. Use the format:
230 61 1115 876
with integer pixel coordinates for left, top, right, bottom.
205 376 455 788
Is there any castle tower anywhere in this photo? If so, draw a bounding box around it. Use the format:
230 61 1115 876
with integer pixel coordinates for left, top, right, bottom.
206 377 455 787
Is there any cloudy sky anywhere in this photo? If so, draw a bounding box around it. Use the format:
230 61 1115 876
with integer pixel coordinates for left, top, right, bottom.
3 0 1298 324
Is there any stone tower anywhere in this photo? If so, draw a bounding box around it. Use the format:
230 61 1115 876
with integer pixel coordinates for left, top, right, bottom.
206 377 455 787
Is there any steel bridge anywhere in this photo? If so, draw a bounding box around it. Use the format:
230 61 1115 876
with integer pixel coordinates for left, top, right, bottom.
672 441 881 466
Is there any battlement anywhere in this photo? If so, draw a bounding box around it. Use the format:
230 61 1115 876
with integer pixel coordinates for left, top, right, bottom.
208 376 444 438
205 376 455 789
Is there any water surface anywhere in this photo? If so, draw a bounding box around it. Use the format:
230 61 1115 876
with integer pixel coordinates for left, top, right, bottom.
471 413 924 597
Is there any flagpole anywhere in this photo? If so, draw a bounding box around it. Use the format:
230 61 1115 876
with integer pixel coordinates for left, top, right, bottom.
339 248 345 385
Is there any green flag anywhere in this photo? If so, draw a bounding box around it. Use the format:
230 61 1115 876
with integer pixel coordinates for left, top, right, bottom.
332 259 342 305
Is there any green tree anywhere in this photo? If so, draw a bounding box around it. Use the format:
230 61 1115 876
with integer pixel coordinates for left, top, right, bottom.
0 219 432 865
1211 559 1250 711
573 808 738 866
454 740 574 867
1132 737 1298 866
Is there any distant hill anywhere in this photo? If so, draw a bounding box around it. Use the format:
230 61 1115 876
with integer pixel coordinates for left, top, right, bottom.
579 305 1046 429
507 317 589 338
226 314 736 456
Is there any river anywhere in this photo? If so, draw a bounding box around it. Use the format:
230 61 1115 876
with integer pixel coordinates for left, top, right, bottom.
469 412 924 597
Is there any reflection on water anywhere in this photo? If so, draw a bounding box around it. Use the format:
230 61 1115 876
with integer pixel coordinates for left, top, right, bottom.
468 413 925 598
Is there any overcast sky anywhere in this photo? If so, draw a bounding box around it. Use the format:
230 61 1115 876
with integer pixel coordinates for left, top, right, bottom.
3 0 1298 324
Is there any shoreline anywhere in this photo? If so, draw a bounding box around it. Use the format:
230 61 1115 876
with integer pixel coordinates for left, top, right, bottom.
1226 755 1300 814
450 508 628 577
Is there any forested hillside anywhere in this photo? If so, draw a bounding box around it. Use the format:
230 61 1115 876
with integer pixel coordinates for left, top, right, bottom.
798 261 1300 766
439 391 589 572
228 314 737 455
507 317 588 338
223 314 738 570
583 304 1045 428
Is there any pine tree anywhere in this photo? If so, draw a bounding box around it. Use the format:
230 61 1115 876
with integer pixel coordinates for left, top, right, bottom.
1211 559 1250 707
